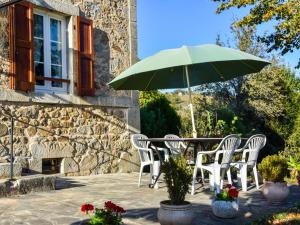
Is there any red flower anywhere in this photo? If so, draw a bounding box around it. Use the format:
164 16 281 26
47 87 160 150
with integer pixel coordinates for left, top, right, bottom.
81 204 94 214
226 184 232 189
116 206 125 213
105 201 125 213
105 201 116 211
228 188 239 198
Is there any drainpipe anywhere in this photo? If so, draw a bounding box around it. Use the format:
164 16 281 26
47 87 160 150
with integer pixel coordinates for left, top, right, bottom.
10 117 14 181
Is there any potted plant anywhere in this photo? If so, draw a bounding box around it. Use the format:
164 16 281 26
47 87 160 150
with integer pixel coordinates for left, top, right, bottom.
80 201 125 225
158 155 194 225
287 156 300 186
259 155 289 204
211 184 239 218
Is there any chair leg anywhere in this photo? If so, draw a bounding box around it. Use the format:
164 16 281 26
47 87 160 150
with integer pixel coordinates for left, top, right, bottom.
201 168 205 184
227 169 232 185
214 169 221 193
149 164 153 185
253 166 259 190
191 166 198 195
209 172 215 191
240 165 247 192
138 166 143 187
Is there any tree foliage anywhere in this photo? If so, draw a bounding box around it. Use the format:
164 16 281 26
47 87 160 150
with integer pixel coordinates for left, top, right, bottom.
213 0 300 68
139 91 181 137
185 25 300 158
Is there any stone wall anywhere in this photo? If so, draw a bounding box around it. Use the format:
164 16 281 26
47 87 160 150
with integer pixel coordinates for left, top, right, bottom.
0 0 140 177
0 104 140 176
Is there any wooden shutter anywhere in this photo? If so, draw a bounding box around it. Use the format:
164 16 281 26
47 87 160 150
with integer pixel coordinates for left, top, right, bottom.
9 1 34 91
75 16 95 96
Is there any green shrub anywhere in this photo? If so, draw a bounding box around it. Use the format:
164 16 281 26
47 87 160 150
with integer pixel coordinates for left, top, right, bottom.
287 156 300 179
161 155 192 205
139 91 181 137
258 155 288 182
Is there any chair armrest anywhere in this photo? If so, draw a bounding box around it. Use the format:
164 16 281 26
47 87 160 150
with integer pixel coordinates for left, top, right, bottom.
242 148 256 161
235 148 244 153
198 149 217 156
150 145 170 161
155 146 168 151
138 147 153 153
195 149 216 166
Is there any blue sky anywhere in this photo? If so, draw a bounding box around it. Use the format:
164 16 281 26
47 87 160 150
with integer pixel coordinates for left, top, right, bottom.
137 0 300 76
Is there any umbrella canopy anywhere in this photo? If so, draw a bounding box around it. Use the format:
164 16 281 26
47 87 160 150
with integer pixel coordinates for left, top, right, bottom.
109 44 270 90
109 44 270 137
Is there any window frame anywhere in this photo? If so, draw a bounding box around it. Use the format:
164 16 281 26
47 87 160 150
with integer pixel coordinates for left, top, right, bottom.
33 9 68 94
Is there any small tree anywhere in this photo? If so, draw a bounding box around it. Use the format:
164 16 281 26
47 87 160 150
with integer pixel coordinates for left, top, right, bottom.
161 155 192 205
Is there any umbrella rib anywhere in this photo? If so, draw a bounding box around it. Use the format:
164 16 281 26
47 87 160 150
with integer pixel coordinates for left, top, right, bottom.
144 71 158 90
209 62 225 81
240 60 260 72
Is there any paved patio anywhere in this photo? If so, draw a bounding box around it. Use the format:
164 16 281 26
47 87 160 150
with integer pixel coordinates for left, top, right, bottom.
0 173 299 225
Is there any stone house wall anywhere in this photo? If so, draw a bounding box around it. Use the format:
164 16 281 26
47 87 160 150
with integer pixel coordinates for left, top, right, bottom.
0 0 140 177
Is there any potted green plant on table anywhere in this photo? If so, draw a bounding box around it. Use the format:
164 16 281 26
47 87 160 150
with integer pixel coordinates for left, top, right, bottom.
80 201 125 225
211 184 239 218
158 155 194 225
287 156 300 186
259 155 289 204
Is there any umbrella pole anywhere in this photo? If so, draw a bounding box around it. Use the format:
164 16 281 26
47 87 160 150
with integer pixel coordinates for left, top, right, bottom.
185 66 197 138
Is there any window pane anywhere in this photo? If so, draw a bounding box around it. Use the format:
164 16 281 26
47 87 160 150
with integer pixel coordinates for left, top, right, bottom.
51 42 62 65
35 62 45 86
50 19 61 42
51 65 62 88
34 39 44 62
34 14 44 38
34 13 45 87
51 65 62 78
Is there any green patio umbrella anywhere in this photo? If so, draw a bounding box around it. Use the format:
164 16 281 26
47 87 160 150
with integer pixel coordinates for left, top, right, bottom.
109 44 270 137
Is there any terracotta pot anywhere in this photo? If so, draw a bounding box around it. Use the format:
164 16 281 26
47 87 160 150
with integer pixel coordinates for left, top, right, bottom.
211 199 239 218
157 201 194 225
262 181 289 204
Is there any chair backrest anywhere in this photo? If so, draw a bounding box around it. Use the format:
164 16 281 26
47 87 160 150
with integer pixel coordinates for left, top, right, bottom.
243 134 266 166
215 134 241 169
164 134 182 156
131 134 152 164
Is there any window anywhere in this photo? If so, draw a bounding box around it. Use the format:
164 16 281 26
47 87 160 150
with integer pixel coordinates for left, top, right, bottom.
33 10 67 93
9 2 94 96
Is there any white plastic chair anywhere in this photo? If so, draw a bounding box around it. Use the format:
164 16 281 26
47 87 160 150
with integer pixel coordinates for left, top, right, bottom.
191 134 241 195
229 134 266 191
164 134 186 159
131 134 169 187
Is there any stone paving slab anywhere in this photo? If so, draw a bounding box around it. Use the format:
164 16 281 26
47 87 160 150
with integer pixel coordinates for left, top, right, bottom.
0 173 298 225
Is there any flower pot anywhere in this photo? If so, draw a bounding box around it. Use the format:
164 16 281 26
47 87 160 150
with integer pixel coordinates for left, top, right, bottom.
157 201 194 225
76 219 90 225
262 181 289 204
211 199 239 218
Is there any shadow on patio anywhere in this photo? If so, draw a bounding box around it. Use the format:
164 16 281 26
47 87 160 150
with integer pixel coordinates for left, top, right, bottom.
55 176 86 190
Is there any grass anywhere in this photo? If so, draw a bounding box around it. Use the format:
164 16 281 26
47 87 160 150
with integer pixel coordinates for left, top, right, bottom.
247 204 300 225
